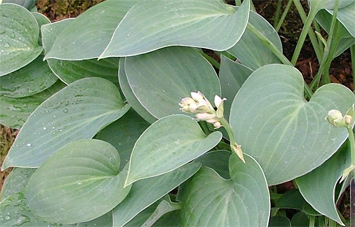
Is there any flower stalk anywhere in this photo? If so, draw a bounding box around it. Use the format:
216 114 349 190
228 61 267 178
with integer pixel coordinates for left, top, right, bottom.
179 91 245 162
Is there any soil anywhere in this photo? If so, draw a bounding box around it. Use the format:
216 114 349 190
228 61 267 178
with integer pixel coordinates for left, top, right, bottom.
0 0 353 221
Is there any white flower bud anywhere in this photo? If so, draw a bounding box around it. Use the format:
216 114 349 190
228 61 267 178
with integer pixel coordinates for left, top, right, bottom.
196 112 216 121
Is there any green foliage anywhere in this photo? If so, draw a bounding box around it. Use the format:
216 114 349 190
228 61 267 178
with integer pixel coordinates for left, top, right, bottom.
0 0 354 226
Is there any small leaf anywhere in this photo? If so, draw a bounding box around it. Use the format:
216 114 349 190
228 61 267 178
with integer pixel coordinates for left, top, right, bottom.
180 154 270 226
295 141 350 225
124 47 221 119
227 9 282 70
100 0 250 57
0 3 43 76
269 216 291 227
230 64 355 185
125 115 221 186
113 162 201 227
2 77 129 169
45 0 139 60
0 55 58 98
26 139 132 224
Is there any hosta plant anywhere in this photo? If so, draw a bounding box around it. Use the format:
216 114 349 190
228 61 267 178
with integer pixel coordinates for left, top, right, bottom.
0 0 355 226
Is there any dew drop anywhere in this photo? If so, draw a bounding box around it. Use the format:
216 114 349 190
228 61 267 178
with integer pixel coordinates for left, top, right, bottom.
4 42 10 48
43 127 47 130
26 143 31 147
126 33 131 37
5 216 10 220
10 32 15 38
63 108 68 113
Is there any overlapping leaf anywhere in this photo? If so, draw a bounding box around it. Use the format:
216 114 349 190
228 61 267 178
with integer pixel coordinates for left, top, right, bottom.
230 64 355 185
180 154 270 226
2 77 129 169
0 3 43 76
124 47 221 119
125 114 222 186
26 139 131 224
100 0 250 57
45 0 139 60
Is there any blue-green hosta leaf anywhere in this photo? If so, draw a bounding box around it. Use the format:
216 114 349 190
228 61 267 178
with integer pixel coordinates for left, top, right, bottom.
26 139 132 224
100 0 250 58
2 77 129 169
0 192 75 227
295 141 350 225
118 59 157 123
45 0 139 60
0 80 66 129
125 47 221 119
77 212 112 227
2 0 37 10
180 154 270 226
113 162 200 227
230 64 355 185
227 9 282 70
0 55 58 98
308 0 354 11
0 3 43 76
95 108 150 170
125 114 221 186
219 55 253 121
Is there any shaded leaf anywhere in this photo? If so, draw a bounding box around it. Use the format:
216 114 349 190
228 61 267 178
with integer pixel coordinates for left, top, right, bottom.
2 77 129 169
125 115 221 186
125 47 221 119
100 0 250 57
0 55 57 98
230 64 355 185
0 3 43 76
26 139 131 224
113 162 201 227
180 154 270 226
95 108 150 170
0 168 35 201
295 141 350 225
227 9 282 70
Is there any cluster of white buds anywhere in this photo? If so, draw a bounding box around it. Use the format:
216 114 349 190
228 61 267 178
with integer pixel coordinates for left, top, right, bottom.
179 91 226 129
326 105 354 129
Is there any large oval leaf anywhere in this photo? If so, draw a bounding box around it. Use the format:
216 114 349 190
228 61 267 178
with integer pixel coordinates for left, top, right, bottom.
2 77 129 169
180 154 270 226
113 162 200 227
100 0 250 58
230 64 355 185
44 0 139 60
295 142 350 225
0 3 43 76
326 1 355 37
125 114 222 186
26 139 131 224
125 47 221 119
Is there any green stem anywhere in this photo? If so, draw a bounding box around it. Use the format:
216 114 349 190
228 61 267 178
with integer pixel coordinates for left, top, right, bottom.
347 127 355 167
309 216 315 227
275 0 293 32
292 0 322 64
200 51 220 70
273 0 283 28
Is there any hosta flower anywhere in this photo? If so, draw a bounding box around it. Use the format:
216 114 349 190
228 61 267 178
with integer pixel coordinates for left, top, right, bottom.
326 106 354 128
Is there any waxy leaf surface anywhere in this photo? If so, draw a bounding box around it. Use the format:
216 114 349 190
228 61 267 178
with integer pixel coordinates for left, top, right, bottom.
26 139 131 224
180 154 270 226
0 3 43 76
2 77 129 169
230 64 355 185
125 114 222 186
100 0 250 57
